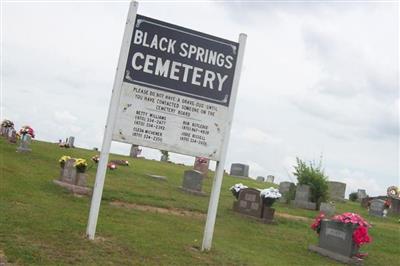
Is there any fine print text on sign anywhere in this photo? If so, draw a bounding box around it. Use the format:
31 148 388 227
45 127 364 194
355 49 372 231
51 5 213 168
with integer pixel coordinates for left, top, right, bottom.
113 15 239 160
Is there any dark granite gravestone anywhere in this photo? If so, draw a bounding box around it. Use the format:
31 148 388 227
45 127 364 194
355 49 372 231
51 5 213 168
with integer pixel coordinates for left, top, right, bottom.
309 220 360 264
180 170 205 196
53 159 91 195
278 181 295 203
232 188 276 223
256 176 265 182
327 181 346 202
16 134 32 153
369 199 385 217
319 202 335 217
291 185 316 210
230 163 249 177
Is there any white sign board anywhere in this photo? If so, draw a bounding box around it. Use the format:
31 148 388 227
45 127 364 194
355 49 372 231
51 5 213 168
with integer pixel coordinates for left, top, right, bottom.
112 14 239 160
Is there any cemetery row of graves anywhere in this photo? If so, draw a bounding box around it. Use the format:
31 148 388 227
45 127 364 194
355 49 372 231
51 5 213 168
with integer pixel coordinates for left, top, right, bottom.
1 119 399 265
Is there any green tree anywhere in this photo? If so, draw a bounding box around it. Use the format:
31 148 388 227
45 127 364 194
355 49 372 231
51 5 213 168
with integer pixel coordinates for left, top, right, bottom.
293 157 329 210
349 192 358 202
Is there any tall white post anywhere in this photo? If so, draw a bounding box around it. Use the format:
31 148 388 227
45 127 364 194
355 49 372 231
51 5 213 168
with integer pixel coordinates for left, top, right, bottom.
86 1 138 240
201 33 247 251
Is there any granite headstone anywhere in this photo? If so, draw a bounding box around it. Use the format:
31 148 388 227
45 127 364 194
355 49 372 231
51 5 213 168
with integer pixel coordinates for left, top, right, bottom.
230 163 249 177
291 184 316 210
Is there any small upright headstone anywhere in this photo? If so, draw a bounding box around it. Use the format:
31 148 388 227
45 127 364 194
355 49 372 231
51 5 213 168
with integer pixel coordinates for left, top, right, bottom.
67 136 75 148
181 170 205 196
327 181 346 202
17 134 32 153
7 129 17 143
357 189 367 201
319 202 335 217
129 144 141 158
278 181 296 203
233 188 262 217
369 199 385 217
291 184 316 210
53 158 91 195
256 176 265 182
266 175 275 183
230 163 249 178
389 198 400 216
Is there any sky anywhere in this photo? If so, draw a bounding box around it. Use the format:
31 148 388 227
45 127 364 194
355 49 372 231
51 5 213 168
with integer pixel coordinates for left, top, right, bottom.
2 0 399 197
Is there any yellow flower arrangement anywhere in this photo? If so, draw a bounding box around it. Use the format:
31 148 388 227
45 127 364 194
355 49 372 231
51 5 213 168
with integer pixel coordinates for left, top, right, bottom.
59 155 71 168
74 158 88 173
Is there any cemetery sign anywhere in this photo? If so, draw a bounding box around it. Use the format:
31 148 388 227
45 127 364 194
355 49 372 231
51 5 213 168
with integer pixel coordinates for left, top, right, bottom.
87 1 246 252
113 14 239 160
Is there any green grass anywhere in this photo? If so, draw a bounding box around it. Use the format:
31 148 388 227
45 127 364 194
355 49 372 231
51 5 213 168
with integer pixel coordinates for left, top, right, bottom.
0 138 399 265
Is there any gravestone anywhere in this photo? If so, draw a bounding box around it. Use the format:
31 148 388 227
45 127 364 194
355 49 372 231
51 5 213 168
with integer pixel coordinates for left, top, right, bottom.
129 144 141 158
233 188 262 217
180 170 205 196
360 197 370 208
67 136 75 148
256 176 265 182
309 220 360 264
232 188 275 223
230 163 249 178
327 181 346 202
193 157 209 178
266 175 275 183
53 159 91 195
278 181 295 203
291 185 316 210
319 202 335 217
389 198 400 216
160 154 168 162
16 134 32 153
369 199 385 217
357 189 367 201
7 129 17 143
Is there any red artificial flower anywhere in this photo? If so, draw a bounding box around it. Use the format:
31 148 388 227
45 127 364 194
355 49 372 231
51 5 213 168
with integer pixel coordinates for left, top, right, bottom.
353 226 372 247
311 213 325 234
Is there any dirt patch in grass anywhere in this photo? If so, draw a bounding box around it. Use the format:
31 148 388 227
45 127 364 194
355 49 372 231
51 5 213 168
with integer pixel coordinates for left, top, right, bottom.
275 212 312 222
110 201 206 219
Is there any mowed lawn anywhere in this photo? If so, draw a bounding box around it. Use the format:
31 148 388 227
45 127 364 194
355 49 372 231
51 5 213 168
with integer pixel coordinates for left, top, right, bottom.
0 138 399 265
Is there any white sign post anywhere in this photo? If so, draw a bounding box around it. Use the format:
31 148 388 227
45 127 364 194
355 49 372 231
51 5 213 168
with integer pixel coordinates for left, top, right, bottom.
86 1 247 251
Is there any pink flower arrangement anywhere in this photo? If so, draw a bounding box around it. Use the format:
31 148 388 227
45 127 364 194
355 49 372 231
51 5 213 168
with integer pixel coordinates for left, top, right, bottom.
195 157 208 164
311 213 326 234
19 125 35 138
332 212 372 247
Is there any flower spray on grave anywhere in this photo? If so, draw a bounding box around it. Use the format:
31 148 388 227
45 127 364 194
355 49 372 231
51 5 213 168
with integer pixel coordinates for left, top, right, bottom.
230 183 248 199
107 162 117 170
311 212 372 259
59 155 71 168
74 159 88 173
260 187 282 207
18 125 35 139
1 119 14 128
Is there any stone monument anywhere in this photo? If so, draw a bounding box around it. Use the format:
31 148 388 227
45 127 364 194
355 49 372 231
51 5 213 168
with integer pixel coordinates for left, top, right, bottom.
67 136 75 148
319 202 336 217
266 175 275 183
327 181 346 202
129 144 141 158
278 181 295 203
369 199 385 217
230 163 249 178
16 134 32 153
180 170 206 196
53 159 91 195
309 220 360 264
256 176 265 182
356 189 367 201
232 188 275 223
291 184 316 210
7 129 17 143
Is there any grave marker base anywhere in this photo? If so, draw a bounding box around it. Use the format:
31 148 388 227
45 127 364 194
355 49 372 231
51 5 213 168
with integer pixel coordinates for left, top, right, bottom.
308 245 363 265
53 180 92 196
179 187 207 197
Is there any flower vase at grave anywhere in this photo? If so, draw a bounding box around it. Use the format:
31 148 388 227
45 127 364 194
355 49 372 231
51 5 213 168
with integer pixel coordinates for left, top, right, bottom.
262 197 276 207
17 134 32 153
